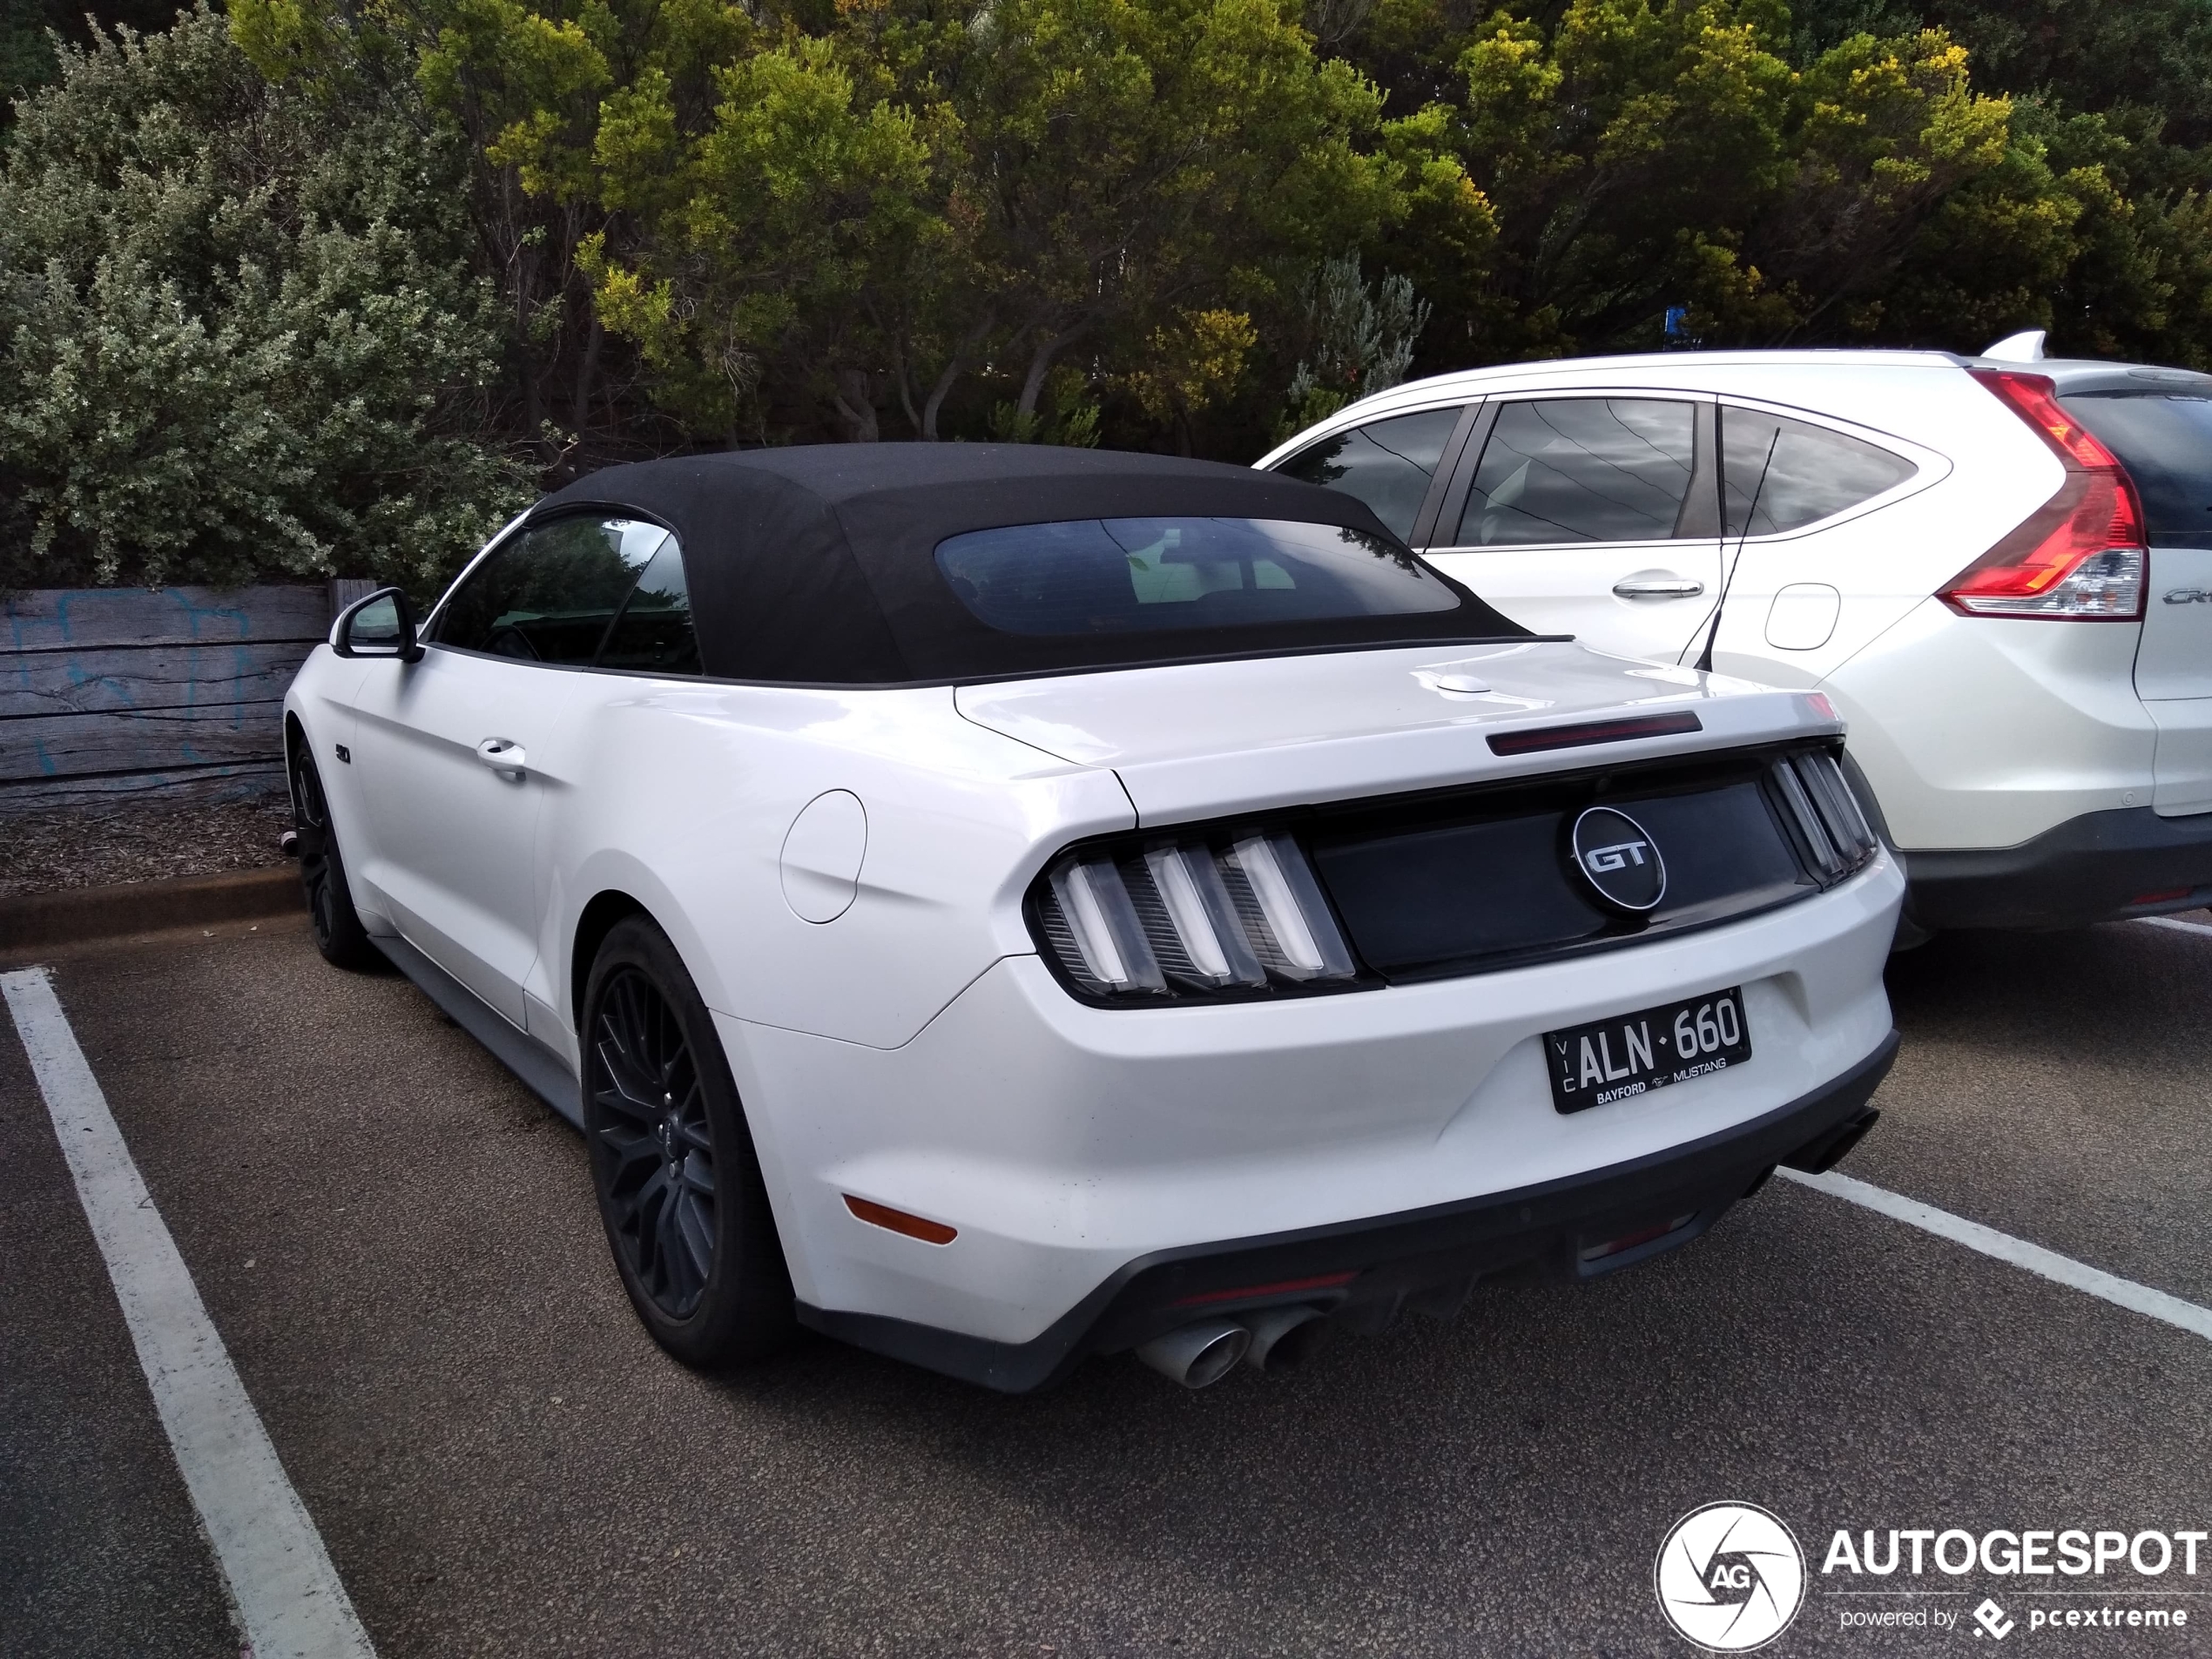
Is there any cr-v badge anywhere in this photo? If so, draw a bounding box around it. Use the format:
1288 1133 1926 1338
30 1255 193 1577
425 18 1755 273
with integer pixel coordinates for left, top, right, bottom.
1571 806 1667 913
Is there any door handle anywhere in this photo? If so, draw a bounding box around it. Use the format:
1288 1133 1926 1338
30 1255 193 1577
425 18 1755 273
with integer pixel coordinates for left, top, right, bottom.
1613 574 1706 600
475 737 527 777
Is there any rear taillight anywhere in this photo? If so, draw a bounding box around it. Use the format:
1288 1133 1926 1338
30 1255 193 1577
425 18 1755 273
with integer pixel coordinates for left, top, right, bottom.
1940 369 2146 620
1769 750 1878 885
1035 830 1359 1001
1968 368 2123 468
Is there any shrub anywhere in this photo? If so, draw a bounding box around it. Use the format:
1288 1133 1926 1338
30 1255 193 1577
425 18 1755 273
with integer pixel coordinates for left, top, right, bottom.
0 6 530 591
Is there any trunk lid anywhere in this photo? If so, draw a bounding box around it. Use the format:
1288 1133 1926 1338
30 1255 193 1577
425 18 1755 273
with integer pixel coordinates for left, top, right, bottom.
2137 545 2212 703
2139 543 2212 814
955 640 1824 822
2060 387 2212 813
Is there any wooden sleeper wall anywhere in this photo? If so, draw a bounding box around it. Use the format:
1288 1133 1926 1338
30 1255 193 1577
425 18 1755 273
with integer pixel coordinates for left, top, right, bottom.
1 583 373 810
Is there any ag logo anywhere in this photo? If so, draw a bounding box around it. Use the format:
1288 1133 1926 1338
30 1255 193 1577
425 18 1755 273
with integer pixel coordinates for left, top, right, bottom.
1654 1502 1805 1652
1571 806 1667 914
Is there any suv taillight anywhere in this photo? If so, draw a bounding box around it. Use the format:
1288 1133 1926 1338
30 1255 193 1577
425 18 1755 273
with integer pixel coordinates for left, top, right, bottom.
1939 369 2146 620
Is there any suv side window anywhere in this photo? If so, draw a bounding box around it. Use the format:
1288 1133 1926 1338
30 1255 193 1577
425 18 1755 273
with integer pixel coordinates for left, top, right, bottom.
1453 398 1696 546
1274 406 1464 542
434 516 699 674
1720 407 1915 536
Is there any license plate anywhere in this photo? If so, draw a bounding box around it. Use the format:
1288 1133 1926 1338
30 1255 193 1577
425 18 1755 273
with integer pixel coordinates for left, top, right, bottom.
1546 987 1752 1114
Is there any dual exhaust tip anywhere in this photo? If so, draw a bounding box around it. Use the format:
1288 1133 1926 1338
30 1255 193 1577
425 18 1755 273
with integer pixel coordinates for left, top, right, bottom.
1134 1112 1894 1388
1134 1306 1327 1389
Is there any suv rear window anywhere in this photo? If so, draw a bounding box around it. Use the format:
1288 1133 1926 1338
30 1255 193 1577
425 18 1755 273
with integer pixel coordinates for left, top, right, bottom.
2060 392 2212 548
1720 408 1915 536
934 516 1463 636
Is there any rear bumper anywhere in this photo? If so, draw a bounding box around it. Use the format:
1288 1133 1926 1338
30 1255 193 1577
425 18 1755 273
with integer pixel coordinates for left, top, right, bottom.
1905 805 2212 930
797 1030 1898 1393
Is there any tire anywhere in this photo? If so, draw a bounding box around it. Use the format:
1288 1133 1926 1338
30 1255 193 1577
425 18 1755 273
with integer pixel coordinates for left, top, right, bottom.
581 915 795 1367
292 748 379 970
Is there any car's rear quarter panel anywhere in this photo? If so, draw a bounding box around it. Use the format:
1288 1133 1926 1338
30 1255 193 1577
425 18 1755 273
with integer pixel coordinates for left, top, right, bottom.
536 683 1136 1056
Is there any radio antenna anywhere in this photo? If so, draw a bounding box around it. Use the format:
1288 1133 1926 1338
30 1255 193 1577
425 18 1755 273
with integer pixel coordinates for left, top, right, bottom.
1696 428 1778 674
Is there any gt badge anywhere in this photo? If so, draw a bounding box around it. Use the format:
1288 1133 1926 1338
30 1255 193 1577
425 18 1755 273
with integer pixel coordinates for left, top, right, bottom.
1570 806 1666 914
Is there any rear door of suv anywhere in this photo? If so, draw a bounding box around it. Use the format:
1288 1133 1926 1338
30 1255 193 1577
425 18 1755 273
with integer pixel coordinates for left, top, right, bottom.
1417 394 1723 664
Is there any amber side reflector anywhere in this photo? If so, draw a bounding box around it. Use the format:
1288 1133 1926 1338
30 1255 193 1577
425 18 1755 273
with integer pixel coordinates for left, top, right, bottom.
1487 711 1702 756
843 1195 957 1244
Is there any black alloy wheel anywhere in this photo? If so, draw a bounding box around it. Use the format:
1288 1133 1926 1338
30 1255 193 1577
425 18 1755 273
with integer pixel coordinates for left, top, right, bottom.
292 749 377 969
582 917 795 1366
590 965 718 1317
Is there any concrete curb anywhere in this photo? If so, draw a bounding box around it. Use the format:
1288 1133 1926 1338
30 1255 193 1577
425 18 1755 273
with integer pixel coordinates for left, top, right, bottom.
0 866 304 950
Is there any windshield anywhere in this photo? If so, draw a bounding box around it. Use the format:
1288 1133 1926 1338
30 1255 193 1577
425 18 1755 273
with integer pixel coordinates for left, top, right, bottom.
2060 392 2212 548
934 516 1463 636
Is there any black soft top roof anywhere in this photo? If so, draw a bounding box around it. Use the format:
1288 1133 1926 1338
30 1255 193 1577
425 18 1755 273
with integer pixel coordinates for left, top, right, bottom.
529 444 1526 685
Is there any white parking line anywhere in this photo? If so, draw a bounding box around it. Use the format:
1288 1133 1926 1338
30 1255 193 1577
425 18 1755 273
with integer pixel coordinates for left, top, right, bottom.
2141 914 2212 938
1 967 376 1659
1778 1166 2212 1344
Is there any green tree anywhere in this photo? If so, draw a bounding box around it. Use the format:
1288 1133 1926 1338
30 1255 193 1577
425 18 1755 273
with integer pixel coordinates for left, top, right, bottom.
2 0 185 126
0 6 529 588
1790 0 2212 145
1277 252 1431 435
1346 1 2042 364
1128 306 1259 451
577 35 943 442
240 0 1491 444
856 0 1425 431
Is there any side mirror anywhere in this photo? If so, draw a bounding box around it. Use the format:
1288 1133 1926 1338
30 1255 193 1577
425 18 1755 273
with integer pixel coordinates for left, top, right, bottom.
333 586 424 663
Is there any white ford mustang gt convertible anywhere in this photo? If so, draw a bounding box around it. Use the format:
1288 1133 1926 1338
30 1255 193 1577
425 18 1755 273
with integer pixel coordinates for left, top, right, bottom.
286 446 1902 1391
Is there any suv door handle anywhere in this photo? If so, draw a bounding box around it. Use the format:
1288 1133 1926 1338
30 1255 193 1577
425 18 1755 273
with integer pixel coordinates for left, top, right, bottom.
1613 574 1705 600
475 737 527 777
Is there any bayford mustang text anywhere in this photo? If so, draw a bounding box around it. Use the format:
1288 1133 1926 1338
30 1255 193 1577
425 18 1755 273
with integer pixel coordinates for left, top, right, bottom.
285 446 1903 1391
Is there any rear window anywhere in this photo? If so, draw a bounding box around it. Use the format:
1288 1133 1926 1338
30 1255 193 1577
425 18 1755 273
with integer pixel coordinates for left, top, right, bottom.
1720 408 1916 536
2060 393 2212 547
934 516 1463 636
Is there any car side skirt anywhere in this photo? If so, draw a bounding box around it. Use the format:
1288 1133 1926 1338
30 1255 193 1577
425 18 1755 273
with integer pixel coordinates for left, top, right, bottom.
374 933 583 1127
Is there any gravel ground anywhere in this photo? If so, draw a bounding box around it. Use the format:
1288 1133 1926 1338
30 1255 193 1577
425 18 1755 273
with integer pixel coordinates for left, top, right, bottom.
0 796 296 900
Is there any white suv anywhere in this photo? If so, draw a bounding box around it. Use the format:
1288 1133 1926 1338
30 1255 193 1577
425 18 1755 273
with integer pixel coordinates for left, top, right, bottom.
1258 345 2212 933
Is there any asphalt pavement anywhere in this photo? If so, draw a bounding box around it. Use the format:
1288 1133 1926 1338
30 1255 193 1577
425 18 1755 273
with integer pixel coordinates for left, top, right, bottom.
3 913 2209 1656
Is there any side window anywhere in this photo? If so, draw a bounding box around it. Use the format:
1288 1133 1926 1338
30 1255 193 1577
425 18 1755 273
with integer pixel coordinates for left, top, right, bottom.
1453 399 1696 546
1274 406 1464 542
596 536 701 674
434 517 698 673
1721 408 1915 536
